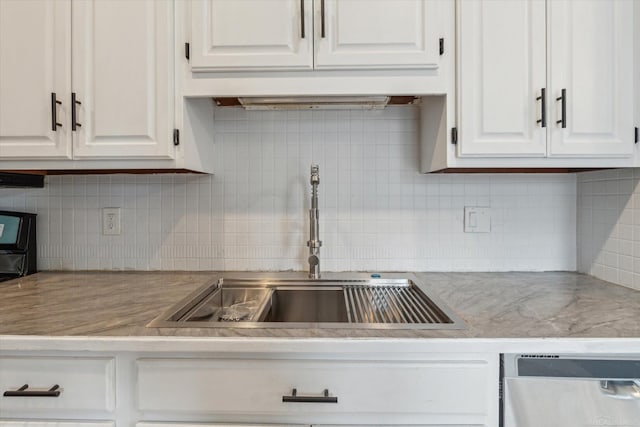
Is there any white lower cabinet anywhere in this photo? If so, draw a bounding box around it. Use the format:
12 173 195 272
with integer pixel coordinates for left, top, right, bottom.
138 424 481 427
0 350 498 426
0 356 115 427
136 354 497 426
0 423 114 427
0 356 115 418
138 424 303 427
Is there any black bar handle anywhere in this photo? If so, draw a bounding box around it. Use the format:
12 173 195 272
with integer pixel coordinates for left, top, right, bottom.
300 0 305 38
556 88 566 128
51 93 62 131
320 0 326 38
283 388 337 403
536 88 546 128
72 92 82 130
4 384 61 397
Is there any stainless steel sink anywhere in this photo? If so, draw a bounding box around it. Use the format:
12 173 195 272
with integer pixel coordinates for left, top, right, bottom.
262 288 349 323
147 276 465 330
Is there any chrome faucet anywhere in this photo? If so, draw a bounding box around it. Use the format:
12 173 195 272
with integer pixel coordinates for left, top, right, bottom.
307 164 322 279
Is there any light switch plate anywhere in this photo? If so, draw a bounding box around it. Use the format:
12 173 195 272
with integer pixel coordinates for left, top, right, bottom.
464 207 490 233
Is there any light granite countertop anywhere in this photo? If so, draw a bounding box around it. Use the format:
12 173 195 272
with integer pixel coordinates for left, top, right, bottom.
1 271 640 339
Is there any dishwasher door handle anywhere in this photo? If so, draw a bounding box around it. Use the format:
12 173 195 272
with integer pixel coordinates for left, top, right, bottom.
599 380 640 400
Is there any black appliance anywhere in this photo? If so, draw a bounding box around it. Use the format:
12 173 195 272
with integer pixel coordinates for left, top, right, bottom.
0 210 37 282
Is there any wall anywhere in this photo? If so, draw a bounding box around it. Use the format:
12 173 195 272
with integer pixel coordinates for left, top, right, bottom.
0 106 577 272
577 169 640 290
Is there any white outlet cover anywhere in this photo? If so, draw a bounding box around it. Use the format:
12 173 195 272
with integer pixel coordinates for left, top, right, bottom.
464 207 490 233
102 207 121 235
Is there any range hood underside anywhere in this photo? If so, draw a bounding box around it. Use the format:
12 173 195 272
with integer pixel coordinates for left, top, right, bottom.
214 96 421 110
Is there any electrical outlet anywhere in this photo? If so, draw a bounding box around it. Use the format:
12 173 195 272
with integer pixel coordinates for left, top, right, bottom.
102 207 121 235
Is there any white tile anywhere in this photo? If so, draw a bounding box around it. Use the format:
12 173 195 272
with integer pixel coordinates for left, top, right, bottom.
0 106 579 273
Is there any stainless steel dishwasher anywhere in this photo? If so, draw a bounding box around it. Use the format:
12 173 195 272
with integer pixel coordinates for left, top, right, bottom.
503 354 640 427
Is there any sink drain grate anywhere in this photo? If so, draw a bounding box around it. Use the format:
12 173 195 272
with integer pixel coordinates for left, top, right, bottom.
343 285 451 324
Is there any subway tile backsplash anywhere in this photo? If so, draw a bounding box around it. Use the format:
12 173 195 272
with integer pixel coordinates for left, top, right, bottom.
0 106 576 272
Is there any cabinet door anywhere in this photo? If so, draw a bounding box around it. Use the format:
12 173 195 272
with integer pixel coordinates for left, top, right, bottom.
138 424 304 427
137 357 495 425
0 423 113 427
0 356 115 415
548 0 634 157
191 0 313 71
457 0 546 157
314 0 442 70
71 0 174 159
0 0 72 159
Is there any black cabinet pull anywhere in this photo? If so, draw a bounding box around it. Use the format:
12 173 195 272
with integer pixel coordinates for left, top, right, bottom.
320 0 326 38
51 93 62 131
72 92 82 130
300 0 305 38
283 388 337 403
3 384 61 397
556 88 566 128
536 88 546 128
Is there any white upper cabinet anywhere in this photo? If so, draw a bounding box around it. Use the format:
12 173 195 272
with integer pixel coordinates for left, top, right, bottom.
456 0 635 160
457 0 546 157
72 0 174 159
315 0 441 70
0 0 72 159
189 0 443 72
548 0 634 157
191 0 313 71
0 0 176 164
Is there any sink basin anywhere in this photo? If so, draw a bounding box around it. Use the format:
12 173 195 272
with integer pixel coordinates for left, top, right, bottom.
261 288 349 323
147 276 465 330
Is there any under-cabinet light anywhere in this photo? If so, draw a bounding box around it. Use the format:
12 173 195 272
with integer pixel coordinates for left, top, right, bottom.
236 96 391 110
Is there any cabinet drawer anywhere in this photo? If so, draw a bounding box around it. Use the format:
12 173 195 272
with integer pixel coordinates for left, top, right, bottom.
138 424 302 427
1 423 114 427
0 357 115 415
137 356 495 424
